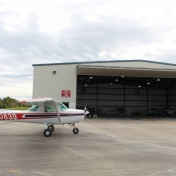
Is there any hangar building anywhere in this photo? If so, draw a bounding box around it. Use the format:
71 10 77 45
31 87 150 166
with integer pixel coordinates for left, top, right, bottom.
32 60 176 116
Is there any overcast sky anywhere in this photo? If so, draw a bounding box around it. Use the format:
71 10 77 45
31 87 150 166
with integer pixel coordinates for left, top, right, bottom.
0 0 176 100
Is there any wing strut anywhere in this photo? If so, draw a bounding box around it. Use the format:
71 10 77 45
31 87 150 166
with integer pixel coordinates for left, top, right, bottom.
51 100 61 122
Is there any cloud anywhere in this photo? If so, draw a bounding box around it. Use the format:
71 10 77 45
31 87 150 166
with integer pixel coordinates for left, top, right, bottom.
0 0 176 99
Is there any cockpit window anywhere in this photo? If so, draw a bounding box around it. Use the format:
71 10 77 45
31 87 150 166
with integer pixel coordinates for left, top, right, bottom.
45 106 56 112
59 103 68 111
27 103 67 112
27 105 39 112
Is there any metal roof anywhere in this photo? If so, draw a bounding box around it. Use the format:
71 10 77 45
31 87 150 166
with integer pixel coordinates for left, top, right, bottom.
32 59 176 67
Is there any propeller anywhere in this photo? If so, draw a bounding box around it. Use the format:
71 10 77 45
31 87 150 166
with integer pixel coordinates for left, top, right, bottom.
84 103 86 113
84 103 89 117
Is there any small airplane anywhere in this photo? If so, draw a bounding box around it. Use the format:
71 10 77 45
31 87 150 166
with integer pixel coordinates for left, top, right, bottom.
0 98 88 137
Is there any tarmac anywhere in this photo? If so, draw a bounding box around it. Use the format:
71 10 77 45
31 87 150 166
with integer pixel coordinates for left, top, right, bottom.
0 116 176 176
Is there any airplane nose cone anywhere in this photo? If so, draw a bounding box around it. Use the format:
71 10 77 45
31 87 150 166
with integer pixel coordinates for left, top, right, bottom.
84 110 89 118
85 111 89 115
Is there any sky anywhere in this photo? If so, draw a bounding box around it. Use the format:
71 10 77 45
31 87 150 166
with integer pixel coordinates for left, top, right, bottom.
0 0 176 100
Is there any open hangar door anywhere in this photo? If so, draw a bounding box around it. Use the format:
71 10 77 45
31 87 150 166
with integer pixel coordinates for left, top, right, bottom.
76 65 176 117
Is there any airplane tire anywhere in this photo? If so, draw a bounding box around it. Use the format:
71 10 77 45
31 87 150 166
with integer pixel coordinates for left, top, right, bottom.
43 129 52 137
73 128 79 134
49 125 55 132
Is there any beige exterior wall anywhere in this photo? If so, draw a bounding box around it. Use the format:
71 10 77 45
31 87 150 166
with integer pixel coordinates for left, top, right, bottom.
33 64 77 108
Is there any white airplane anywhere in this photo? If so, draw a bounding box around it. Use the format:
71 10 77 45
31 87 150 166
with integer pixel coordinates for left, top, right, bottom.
0 98 88 137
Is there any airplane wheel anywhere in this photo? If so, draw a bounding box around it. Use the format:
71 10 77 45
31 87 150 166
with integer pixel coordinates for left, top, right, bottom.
43 129 52 137
73 128 79 134
48 125 55 132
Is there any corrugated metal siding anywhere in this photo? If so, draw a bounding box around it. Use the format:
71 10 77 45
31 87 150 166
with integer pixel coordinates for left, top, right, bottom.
33 64 77 103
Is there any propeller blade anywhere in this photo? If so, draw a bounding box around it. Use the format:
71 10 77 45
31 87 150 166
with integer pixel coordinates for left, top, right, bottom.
84 103 89 117
84 103 86 113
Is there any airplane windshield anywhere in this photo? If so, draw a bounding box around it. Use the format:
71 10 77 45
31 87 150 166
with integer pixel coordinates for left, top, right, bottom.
27 105 39 112
59 103 68 111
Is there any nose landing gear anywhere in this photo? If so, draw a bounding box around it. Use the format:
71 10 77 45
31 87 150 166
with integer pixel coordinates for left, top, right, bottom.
71 124 79 134
73 128 79 134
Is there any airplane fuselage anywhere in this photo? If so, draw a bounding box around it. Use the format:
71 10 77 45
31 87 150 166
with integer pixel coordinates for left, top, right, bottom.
0 109 85 125
0 98 87 137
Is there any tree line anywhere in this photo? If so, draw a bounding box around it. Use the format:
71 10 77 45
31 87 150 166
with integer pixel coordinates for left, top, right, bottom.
0 96 27 109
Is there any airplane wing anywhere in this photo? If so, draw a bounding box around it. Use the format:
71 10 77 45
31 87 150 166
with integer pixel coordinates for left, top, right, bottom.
20 98 61 122
20 97 54 105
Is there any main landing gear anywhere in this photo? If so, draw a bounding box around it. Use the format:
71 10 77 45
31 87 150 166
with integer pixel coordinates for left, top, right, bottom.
43 124 55 137
43 124 79 137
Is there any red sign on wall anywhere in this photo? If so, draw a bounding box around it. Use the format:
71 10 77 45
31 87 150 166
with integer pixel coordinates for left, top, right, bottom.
61 90 71 97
